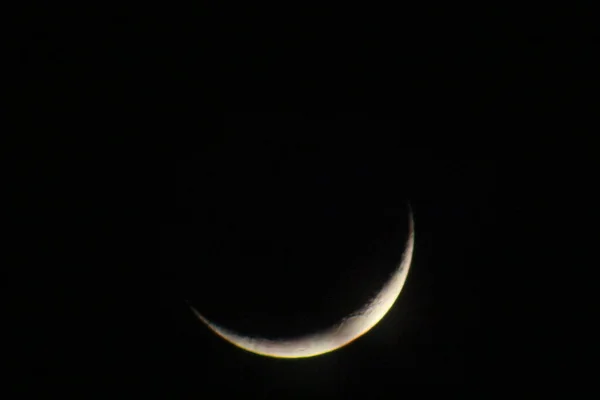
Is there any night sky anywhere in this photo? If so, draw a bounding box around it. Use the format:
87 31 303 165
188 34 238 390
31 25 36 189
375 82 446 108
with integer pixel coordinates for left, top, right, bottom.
7 6 596 395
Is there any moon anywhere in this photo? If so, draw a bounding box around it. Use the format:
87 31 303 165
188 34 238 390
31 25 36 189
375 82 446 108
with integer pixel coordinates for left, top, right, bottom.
191 208 415 359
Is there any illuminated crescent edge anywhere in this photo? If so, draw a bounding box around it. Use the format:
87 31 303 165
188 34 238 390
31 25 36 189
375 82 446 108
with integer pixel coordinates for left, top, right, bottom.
190 209 414 359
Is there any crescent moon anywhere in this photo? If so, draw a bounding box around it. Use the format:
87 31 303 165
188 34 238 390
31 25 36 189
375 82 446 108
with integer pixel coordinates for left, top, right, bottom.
191 208 415 359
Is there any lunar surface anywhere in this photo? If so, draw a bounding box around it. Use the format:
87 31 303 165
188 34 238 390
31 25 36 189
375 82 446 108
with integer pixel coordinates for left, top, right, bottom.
191 208 415 358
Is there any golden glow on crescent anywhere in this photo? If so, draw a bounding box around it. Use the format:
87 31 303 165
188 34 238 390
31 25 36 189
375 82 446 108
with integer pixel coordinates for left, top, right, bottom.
191 210 414 359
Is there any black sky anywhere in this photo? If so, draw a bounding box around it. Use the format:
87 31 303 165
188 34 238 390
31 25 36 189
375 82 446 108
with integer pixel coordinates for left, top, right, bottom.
7 5 598 395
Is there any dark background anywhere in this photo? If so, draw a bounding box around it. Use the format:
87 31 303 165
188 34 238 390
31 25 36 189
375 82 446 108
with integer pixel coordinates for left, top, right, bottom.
6 5 598 395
